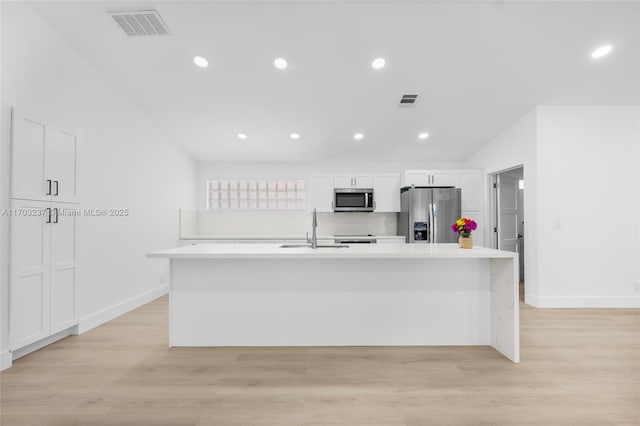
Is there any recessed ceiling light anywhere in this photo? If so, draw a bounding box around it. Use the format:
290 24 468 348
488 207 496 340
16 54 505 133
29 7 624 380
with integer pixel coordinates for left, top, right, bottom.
237 133 248 140
418 132 430 140
591 44 612 59
353 133 364 140
274 58 288 70
193 56 208 68
290 133 300 140
371 58 386 70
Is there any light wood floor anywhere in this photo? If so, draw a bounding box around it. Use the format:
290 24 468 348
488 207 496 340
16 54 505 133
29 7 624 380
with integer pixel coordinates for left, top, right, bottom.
1 294 638 425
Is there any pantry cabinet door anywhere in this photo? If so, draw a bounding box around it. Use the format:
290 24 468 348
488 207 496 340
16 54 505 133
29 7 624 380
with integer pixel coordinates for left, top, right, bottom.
9 199 52 350
50 203 77 333
10 109 50 202
47 129 80 204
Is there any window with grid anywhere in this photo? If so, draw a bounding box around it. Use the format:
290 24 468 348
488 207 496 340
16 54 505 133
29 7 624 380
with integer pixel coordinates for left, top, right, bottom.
206 180 306 210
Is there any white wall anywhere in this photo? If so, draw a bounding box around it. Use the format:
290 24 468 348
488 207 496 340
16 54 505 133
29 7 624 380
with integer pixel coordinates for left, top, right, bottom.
467 106 640 307
196 160 467 209
0 2 196 368
466 109 539 304
535 106 639 307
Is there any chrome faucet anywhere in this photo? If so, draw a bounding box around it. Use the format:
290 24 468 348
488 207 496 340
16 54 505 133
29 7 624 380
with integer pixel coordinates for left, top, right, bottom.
311 208 318 249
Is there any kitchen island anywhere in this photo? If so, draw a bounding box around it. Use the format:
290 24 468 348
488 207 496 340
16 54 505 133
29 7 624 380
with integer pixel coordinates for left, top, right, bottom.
147 243 519 362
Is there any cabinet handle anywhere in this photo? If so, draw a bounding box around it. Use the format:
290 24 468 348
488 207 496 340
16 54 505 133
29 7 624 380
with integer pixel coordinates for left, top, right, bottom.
45 207 52 224
53 180 59 196
46 180 52 195
53 208 59 224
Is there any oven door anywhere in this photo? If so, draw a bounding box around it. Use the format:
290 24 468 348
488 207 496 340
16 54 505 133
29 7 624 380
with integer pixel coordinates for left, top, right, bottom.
333 189 374 212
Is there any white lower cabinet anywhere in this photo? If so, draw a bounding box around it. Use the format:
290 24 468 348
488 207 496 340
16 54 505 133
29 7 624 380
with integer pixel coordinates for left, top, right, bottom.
9 199 77 350
376 237 406 244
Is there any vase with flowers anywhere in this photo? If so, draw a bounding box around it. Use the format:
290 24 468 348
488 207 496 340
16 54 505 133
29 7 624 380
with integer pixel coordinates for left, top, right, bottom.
451 218 477 249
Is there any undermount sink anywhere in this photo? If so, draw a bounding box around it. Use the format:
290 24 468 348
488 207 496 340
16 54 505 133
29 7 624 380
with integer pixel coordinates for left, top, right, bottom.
279 244 349 249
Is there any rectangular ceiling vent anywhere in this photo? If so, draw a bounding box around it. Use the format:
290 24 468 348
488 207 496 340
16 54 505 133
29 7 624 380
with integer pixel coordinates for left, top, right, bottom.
400 94 418 106
109 10 171 37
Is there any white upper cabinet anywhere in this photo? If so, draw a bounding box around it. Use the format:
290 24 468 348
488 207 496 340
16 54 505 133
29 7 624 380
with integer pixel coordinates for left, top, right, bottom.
431 171 459 187
334 173 373 188
11 109 80 204
458 170 483 212
373 173 401 212
310 174 334 212
403 170 459 187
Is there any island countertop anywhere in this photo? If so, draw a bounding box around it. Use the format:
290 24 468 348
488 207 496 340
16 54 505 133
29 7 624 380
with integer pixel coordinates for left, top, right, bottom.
147 243 517 260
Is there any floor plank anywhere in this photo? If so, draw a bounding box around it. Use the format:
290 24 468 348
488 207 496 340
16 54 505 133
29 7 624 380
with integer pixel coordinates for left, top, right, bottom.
1 295 638 425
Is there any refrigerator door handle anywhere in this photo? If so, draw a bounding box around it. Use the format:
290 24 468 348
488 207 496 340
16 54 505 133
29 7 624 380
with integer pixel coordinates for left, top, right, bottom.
429 203 434 243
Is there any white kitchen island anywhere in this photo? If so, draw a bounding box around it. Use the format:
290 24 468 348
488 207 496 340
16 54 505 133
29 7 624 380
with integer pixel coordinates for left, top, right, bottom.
147 243 519 362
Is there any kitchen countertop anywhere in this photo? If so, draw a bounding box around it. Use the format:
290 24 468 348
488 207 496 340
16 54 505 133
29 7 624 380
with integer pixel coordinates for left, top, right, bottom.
148 243 516 259
179 234 406 240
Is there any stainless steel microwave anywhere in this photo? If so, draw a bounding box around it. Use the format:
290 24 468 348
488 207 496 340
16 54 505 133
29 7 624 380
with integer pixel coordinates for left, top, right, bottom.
333 188 374 212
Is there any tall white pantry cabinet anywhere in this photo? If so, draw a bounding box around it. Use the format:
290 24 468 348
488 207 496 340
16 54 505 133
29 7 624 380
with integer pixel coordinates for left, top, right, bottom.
9 109 80 351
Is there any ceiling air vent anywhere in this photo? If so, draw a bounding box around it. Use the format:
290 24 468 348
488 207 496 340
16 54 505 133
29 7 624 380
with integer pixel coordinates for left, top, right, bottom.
109 10 171 37
400 94 418 106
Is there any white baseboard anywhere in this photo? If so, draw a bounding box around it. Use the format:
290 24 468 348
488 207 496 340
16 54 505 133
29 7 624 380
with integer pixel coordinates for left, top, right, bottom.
11 328 73 361
73 285 168 335
1 350 12 371
529 294 640 308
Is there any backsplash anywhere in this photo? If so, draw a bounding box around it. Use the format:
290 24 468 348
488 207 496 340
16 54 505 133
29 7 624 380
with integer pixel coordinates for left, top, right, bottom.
180 209 397 238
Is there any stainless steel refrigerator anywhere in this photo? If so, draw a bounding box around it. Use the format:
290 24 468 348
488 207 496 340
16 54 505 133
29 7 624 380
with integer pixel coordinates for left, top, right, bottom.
398 187 461 243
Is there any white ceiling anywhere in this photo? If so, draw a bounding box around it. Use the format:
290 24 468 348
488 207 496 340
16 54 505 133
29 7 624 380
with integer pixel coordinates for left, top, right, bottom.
26 1 640 162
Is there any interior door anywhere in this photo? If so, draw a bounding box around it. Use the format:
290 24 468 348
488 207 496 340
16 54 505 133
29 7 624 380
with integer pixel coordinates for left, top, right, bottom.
50 203 77 333
9 199 51 350
10 109 50 201
47 129 79 204
497 174 519 252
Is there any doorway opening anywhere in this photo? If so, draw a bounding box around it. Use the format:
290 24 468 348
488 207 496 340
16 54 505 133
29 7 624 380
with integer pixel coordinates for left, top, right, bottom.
490 166 525 302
